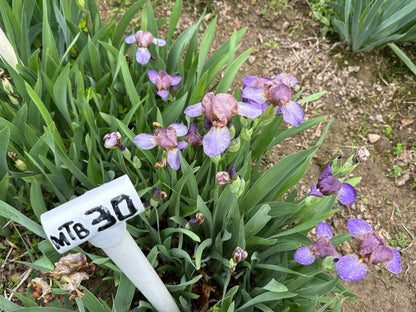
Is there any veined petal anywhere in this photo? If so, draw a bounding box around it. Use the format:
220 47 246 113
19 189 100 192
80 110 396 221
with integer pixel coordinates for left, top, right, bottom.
125 34 135 44
237 102 263 118
386 248 401 274
241 86 266 104
309 184 323 197
134 133 156 149
347 218 373 237
184 103 203 117
153 38 166 46
281 101 304 127
294 246 315 265
316 222 333 238
170 123 188 137
203 126 231 157
337 183 357 205
167 148 181 170
334 255 367 281
157 90 169 100
147 70 158 83
136 48 151 65
171 75 182 85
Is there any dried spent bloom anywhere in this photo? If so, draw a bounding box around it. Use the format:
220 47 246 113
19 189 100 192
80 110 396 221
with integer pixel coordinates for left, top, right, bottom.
216 171 230 185
189 212 205 226
147 70 182 100
309 162 357 205
103 132 126 151
134 123 188 170
184 92 262 157
241 73 303 127
43 253 95 298
334 219 401 281
294 222 339 265
185 122 203 146
28 278 55 304
125 30 166 65
355 147 370 163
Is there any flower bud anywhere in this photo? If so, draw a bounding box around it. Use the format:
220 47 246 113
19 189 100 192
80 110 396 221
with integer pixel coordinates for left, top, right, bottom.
232 247 248 264
103 132 123 150
189 212 205 226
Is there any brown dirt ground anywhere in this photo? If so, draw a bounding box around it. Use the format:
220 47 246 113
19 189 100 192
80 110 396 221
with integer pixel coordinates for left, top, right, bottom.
2 0 415 311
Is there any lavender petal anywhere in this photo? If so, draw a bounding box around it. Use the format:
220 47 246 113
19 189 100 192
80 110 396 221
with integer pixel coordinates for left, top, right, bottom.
237 102 263 118
134 133 156 149
184 103 203 117
294 246 315 265
316 222 333 238
153 38 166 46
385 248 401 274
334 255 367 281
167 148 181 170
170 123 188 137
125 34 136 44
319 163 333 181
241 86 266 104
177 141 188 149
157 90 169 100
136 48 151 65
171 75 182 86
337 183 357 205
203 126 231 157
147 70 158 83
347 218 373 237
242 76 259 87
281 101 304 127
309 184 323 197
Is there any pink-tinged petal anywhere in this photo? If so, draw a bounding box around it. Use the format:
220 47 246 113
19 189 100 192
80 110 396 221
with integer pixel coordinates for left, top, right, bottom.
316 222 333 238
242 76 259 87
167 149 181 170
334 255 367 281
136 48 151 65
203 126 231 157
184 103 203 117
153 38 166 46
309 184 323 197
337 183 357 205
319 163 332 181
134 133 156 149
347 219 373 237
241 86 266 104
237 102 263 118
386 248 401 274
294 246 315 265
171 75 182 86
177 141 188 149
125 34 136 44
170 123 188 137
281 101 304 127
147 70 158 83
157 90 169 99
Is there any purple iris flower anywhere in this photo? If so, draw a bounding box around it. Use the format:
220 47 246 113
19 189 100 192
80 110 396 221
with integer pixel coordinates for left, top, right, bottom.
133 123 187 170
147 70 182 100
125 30 166 65
309 163 357 205
294 222 339 265
241 73 303 127
184 92 262 157
334 219 401 281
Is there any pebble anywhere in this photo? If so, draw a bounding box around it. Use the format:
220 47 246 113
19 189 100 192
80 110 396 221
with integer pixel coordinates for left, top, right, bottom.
395 173 410 187
368 134 381 143
348 66 360 73
375 114 383 122
248 55 256 65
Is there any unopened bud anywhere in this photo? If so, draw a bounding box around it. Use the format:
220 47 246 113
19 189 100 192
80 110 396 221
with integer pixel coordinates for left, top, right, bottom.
356 147 370 163
189 212 205 226
232 247 248 264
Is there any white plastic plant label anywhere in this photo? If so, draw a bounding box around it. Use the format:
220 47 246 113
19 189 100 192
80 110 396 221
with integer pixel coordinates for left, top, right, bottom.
40 175 144 253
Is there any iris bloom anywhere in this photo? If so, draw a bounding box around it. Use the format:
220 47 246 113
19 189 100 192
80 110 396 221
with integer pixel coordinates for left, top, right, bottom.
241 73 303 126
309 162 357 205
147 70 182 100
334 219 401 281
294 222 339 265
184 92 262 157
134 123 187 170
103 132 126 151
125 30 166 65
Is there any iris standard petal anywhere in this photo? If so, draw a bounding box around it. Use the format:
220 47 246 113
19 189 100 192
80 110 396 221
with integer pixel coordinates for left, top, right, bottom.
347 218 373 237
157 90 169 100
309 184 323 197
281 101 304 127
136 48 151 65
167 148 181 170
334 255 367 281
337 183 357 205
125 34 136 44
147 70 158 83
294 246 315 265
237 102 263 118
241 86 266 104
184 103 203 117
153 38 166 46
316 222 333 238
319 163 333 181
171 75 182 86
203 126 231 157
134 133 156 149
385 248 401 274
170 123 188 137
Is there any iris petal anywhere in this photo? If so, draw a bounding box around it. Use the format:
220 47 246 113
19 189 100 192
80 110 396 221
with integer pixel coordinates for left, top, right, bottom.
125 34 136 44
134 133 156 149
319 163 333 181
170 123 188 137
347 218 373 237
337 183 357 205
147 70 158 83
153 38 166 46
241 86 266 104
242 76 259 87
386 248 402 274
281 101 304 127
203 127 231 157
184 103 203 117
334 255 367 281
294 246 315 265
316 222 333 238
171 75 182 85
237 102 263 118
309 184 323 197
136 48 151 65
167 149 181 170
157 90 169 100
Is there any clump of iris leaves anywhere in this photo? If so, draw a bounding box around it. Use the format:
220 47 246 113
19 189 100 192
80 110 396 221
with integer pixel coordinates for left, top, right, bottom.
0 0 365 311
